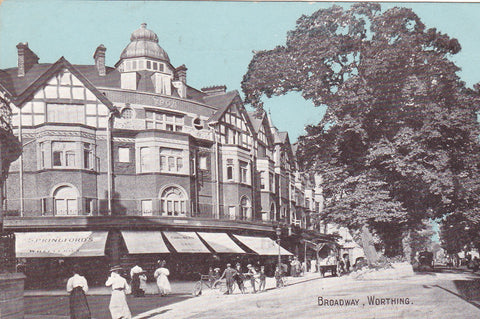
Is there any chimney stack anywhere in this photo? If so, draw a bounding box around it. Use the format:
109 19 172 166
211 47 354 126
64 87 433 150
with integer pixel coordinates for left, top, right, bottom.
201 85 227 96
16 42 39 77
175 64 187 84
93 44 107 76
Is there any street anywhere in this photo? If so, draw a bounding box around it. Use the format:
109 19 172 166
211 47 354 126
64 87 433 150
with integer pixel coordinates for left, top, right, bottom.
134 267 480 319
24 294 190 319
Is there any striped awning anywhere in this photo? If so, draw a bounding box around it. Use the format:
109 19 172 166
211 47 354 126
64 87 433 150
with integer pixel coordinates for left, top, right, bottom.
15 231 108 258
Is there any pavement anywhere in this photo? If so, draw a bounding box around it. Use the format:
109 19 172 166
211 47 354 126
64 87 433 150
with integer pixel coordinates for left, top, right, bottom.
23 272 324 319
131 268 480 319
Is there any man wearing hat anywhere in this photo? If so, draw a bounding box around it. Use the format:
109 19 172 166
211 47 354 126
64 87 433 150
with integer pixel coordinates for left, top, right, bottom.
106 266 132 319
219 263 237 295
246 264 258 293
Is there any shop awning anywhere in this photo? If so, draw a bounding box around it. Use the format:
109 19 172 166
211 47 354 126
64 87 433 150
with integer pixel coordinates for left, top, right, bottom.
196 232 246 254
233 235 293 256
15 231 108 258
163 231 210 253
121 231 169 254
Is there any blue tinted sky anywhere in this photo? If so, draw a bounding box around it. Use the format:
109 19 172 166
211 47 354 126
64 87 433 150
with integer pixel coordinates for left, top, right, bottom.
1 1 479 141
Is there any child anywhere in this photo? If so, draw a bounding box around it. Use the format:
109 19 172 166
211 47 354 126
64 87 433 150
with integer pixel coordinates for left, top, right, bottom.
138 271 147 297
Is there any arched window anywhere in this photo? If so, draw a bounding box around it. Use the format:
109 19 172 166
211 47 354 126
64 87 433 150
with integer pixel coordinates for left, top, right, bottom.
53 185 78 216
240 196 251 220
267 202 276 221
160 186 187 216
121 107 134 119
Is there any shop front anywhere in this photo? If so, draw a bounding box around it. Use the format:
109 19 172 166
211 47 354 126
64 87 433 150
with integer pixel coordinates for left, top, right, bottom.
7 217 297 287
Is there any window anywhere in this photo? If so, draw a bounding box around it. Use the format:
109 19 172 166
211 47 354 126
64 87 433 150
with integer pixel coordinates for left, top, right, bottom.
193 118 203 130
160 186 187 216
226 159 234 181
118 147 130 163
240 161 248 184
52 142 76 168
228 206 236 220
260 171 266 190
153 62 158 71
140 147 154 172
40 198 47 215
85 198 94 215
269 172 275 191
159 148 183 173
47 103 84 124
146 111 183 131
39 142 46 168
199 156 207 170
53 185 78 216
165 113 183 132
121 108 134 119
83 143 93 169
147 61 151 69
141 200 153 216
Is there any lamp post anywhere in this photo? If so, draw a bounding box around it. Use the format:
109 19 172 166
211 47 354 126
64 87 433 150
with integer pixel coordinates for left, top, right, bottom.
276 226 282 271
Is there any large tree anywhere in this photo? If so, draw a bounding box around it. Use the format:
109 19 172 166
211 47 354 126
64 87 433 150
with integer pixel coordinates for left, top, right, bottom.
242 3 480 260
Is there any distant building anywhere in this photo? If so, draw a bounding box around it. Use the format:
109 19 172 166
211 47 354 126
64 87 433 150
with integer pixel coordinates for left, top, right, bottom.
0 24 333 285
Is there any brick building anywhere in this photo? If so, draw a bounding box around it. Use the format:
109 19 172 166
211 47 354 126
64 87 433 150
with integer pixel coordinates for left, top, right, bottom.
0 24 333 285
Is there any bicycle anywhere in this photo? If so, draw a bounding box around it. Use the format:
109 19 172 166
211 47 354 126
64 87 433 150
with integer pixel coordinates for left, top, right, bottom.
192 273 227 296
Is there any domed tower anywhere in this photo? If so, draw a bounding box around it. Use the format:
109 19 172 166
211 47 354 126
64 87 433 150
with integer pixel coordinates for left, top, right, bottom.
117 23 181 95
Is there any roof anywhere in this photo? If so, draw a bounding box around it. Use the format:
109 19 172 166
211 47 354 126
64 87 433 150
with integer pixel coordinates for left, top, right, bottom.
275 131 289 144
202 90 239 111
247 111 263 133
12 57 115 111
120 23 170 62
206 91 242 123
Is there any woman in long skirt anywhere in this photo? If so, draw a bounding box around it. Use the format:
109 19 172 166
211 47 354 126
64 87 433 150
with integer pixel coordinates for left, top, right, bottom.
154 260 171 296
66 268 91 319
105 266 132 319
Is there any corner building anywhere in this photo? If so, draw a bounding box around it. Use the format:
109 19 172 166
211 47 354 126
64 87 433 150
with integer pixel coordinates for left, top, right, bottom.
0 24 333 286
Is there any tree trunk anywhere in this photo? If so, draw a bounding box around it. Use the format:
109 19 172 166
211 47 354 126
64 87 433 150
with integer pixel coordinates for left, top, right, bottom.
361 225 378 266
402 229 412 263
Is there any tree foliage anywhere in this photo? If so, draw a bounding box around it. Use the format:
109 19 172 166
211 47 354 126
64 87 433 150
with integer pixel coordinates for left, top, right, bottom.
242 4 480 257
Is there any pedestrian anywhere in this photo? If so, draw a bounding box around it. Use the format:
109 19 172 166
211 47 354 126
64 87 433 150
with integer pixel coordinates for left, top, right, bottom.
129 264 143 297
246 264 258 293
258 265 266 292
339 257 345 274
154 260 171 296
105 265 132 319
66 266 91 319
219 263 237 294
234 262 246 294
138 271 147 296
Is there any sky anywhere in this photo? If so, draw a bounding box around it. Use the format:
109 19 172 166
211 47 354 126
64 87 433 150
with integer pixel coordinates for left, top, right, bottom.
1 1 480 142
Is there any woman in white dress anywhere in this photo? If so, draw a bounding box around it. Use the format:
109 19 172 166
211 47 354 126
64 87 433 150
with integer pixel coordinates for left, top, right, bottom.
154 260 171 296
105 266 132 319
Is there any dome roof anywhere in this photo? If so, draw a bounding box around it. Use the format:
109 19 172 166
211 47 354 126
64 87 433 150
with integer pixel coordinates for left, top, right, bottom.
120 23 169 62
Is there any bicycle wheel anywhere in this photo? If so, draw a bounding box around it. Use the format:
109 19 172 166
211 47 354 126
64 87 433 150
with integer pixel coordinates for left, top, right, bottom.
192 281 202 296
213 280 228 294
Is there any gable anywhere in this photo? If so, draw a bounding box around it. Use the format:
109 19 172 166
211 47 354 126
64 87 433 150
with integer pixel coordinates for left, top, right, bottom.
11 68 110 128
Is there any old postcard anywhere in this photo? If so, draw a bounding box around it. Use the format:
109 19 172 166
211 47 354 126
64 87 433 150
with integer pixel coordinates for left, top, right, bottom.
1 1 480 318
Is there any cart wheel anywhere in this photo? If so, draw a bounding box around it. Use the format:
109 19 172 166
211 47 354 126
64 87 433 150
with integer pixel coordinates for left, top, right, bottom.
192 281 202 296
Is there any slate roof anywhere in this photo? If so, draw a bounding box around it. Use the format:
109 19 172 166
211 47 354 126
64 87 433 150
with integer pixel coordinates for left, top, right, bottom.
247 111 263 133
